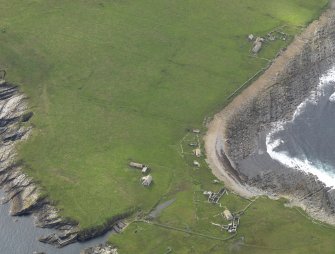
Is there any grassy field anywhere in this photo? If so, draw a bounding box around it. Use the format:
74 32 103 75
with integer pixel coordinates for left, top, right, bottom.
1 0 334 253
112 197 335 254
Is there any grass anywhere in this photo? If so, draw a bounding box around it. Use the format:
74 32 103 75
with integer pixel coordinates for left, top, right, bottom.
0 0 334 253
113 197 335 254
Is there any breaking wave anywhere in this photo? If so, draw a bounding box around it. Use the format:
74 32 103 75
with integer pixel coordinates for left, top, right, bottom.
266 67 335 188
329 92 335 103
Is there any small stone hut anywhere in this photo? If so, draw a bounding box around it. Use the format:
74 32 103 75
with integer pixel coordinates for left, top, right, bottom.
141 175 153 186
223 209 233 221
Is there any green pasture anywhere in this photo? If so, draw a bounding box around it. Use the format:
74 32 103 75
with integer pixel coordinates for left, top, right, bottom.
0 0 334 253
113 197 335 253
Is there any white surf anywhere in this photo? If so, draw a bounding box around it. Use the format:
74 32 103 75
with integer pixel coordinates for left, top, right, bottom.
266 67 335 188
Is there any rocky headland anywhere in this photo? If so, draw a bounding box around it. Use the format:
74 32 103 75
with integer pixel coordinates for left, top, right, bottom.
0 83 82 247
205 9 335 224
0 82 128 249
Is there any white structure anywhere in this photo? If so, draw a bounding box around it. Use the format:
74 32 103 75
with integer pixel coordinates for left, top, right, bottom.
252 37 264 54
192 129 200 134
129 162 144 169
141 175 153 186
203 191 212 196
248 34 254 41
193 161 200 167
223 209 233 221
193 148 201 157
141 166 149 173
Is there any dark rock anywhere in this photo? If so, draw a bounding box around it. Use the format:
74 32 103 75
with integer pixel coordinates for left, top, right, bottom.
0 80 130 249
39 229 79 248
80 244 118 254
21 111 33 122
77 216 129 242
0 83 80 245
224 11 335 222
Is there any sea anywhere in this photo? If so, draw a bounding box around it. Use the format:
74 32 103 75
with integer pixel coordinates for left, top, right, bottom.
266 66 335 188
1 57 335 254
0 190 110 254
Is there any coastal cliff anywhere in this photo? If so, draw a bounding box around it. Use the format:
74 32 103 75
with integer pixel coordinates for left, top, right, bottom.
206 10 335 224
0 83 128 249
0 83 82 247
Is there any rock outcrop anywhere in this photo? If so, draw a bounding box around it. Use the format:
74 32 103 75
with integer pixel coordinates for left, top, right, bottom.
80 244 118 254
0 82 130 249
0 83 80 247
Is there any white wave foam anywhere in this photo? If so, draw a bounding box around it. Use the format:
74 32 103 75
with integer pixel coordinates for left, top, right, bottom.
329 92 335 103
266 134 335 187
266 67 335 188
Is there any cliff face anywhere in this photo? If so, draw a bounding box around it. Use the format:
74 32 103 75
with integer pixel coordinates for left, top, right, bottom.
0 83 129 248
0 83 82 247
224 11 335 223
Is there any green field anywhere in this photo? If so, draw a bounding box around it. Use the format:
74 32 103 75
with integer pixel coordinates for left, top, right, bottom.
1 0 334 253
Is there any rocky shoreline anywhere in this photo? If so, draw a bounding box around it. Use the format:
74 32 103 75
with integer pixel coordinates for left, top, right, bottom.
205 9 335 224
0 82 127 251
80 244 118 254
0 83 82 247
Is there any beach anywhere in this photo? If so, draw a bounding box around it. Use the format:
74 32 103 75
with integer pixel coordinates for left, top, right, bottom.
205 9 335 224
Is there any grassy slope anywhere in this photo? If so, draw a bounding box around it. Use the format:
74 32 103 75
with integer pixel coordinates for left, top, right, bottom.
1 0 334 253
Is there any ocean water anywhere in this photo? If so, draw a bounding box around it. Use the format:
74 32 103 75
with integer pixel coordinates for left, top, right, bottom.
266 67 335 188
0 190 110 254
